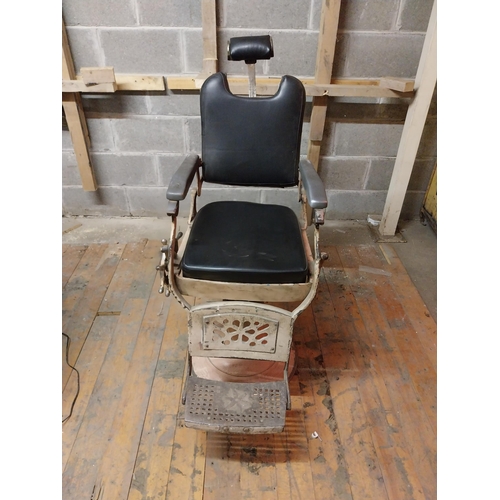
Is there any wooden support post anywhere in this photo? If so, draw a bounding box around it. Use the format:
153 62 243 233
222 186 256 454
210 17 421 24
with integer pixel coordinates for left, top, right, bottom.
307 0 342 170
200 0 218 76
62 19 97 191
378 0 436 236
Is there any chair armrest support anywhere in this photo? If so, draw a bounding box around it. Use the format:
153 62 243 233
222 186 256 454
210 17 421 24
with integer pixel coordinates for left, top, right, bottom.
299 159 328 209
166 154 202 201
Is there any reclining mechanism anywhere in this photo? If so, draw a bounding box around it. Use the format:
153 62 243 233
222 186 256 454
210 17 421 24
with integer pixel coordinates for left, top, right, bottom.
157 35 328 433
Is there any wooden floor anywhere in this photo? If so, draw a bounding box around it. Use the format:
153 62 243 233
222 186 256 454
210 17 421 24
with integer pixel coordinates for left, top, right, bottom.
62 239 437 500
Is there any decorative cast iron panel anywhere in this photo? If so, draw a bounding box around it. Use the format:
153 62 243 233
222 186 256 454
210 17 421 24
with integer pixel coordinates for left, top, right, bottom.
202 314 279 353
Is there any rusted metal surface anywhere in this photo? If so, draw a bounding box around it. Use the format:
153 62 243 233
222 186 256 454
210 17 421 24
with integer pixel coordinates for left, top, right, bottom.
184 376 287 433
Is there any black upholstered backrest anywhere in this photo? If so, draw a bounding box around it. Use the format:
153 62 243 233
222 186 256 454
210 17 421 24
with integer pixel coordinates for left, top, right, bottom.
200 72 305 187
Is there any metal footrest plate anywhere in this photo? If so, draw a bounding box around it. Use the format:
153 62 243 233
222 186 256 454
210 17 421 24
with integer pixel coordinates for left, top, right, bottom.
184 375 287 433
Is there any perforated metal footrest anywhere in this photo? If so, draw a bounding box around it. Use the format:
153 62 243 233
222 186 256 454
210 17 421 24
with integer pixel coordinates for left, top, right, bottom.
184 375 287 433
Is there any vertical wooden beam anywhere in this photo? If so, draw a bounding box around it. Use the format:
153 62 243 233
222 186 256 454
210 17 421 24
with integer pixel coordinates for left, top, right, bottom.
201 0 218 75
378 1 437 236
307 0 342 169
62 19 97 191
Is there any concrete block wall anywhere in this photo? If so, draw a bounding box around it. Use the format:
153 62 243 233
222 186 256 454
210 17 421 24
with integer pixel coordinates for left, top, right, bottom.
62 0 436 220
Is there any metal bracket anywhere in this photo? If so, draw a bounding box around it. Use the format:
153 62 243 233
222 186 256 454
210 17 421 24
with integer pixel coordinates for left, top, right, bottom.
314 208 326 225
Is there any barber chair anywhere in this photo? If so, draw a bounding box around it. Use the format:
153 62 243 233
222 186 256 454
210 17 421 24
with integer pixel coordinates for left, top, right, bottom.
157 35 328 433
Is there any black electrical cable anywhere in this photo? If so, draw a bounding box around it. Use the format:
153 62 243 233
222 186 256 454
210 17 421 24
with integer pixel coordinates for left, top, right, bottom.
62 333 80 424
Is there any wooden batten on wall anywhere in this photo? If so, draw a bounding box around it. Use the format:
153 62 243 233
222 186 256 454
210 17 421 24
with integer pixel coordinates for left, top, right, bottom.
62 19 97 191
307 0 342 170
378 0 437 236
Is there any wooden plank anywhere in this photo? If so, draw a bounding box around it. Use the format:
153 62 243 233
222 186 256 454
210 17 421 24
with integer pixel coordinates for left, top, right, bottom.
378 243 437 371
62 19 75 80
226 82 411 98
203 433 242 500
80 66 116 84
92 273 170 499
309 95 328 142
305 83 413 98
62 19 98 191
62 243 125 390
239 434 278 500
63 241 161 497
165 75 414 98
313 270 387 499
62 243 125 389
372 280 437 432
335 245 436 499
62 297 150 499
62 79 116 93
307 0 342 169
128 298 188 500
166 75 199 90
62 222 83 235
64 75 166 92
379 77 415 92
167 76 400 90
320 246 429 499
294 305 354 500
262 372 316 500
164 422 206 500
128 414 177 500
65 74 166 92
62 93 97 190
99 239 151 313
225 81 411 98
62 315 118 471
356 244 437 435
311 266 390 499
62 244 108 313
274 399 317 500
314 1 341 83
62 244 87 289
356 367 428 500
330 78 395 86
200 0 218 75
329 376 390 499
312 250 359 373
60 239 438 498
116 74 165 91
379 0 437 235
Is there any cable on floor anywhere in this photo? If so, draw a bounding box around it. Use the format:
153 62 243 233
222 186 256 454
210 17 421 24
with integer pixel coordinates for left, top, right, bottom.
62 333 80 424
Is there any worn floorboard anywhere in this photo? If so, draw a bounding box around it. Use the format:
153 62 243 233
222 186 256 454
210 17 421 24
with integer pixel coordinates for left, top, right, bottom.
62 241 437 499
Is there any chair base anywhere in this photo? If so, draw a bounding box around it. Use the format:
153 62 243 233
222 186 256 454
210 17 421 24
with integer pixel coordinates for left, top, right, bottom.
184 375 287 433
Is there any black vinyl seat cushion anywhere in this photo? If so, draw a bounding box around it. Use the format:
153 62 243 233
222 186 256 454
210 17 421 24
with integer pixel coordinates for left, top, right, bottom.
181 201 309 284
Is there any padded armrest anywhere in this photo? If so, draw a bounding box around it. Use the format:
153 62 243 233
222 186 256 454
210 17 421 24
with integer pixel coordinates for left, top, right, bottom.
166 154 202 201
299 159 328 209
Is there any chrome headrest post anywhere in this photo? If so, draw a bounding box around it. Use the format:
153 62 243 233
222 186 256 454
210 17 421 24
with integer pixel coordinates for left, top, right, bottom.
248 64 256 97
227 35 274 98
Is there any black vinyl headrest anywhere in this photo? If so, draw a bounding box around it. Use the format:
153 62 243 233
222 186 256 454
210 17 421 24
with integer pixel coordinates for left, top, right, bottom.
227 35 274 64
